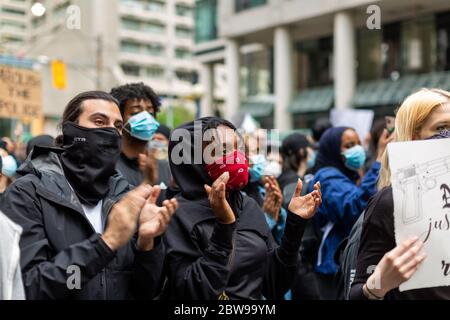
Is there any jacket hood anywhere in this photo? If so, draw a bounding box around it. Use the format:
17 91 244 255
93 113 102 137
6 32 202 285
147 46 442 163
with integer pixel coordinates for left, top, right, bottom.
168 117 216 200
18 145 65 178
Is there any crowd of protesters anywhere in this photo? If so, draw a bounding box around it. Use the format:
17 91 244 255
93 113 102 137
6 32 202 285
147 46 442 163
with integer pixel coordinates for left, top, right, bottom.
0 82 449 300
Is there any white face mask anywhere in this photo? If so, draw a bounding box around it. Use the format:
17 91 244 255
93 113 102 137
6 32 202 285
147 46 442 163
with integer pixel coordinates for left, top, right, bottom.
263 160 282 178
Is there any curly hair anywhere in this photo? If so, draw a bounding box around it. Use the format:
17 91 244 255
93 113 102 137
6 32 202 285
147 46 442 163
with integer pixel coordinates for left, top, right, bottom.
110 82 161 116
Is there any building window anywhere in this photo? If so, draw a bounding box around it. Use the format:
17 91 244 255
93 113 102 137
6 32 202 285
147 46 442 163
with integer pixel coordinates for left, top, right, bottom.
436 11 450 71
401 15 436 75
175 47 191 59
146 66 165 78
121 41 141 53
176 26 192 39
121 17 141 31
145 43 165 56
235 0 267 13
357 29 382 81
176 4 192 17
122 64 140 76
240 47 273 97
195 0 217 44
143 22 165 34
295 37 333 89
1 7 25 16
147 0 166 12
176 70 195 82
0 19 26 31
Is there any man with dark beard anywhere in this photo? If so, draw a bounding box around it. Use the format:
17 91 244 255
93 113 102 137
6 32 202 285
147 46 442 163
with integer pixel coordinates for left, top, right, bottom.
0 91 177 300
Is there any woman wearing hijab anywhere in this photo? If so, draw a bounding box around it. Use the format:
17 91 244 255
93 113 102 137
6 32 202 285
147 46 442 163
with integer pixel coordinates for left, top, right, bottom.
309 126 390 299
163 117 322 300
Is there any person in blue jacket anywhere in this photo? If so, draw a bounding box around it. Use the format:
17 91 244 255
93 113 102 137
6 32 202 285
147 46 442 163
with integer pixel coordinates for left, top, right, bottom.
309 126 390 299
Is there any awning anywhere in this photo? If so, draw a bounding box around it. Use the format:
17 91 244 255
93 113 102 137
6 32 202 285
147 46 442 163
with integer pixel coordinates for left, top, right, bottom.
289 85 334 114
352 71 450 107
240 95 275 118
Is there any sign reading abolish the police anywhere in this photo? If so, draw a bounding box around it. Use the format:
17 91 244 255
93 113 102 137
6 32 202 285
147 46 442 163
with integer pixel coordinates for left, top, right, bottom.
0 64 43 119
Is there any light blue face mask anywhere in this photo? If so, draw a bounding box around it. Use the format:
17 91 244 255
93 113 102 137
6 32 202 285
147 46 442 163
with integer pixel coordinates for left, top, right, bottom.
1 155 18 178
342 145 366 171
125 111 160 141
249 154 266 183
307 151 317 169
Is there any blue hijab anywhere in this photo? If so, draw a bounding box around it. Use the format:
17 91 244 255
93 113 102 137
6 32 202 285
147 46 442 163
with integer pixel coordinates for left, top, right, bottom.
314 126 360 182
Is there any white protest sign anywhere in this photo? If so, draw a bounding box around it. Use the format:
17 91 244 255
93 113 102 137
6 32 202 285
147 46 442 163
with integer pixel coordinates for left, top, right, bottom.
330 109 374 143
389 138 450 291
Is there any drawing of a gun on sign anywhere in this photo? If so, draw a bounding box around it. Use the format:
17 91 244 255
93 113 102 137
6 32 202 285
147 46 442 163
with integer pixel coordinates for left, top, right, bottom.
394 155 450 225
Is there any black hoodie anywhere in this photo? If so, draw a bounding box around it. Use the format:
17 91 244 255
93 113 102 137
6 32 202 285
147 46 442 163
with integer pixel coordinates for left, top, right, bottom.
163 117 308 300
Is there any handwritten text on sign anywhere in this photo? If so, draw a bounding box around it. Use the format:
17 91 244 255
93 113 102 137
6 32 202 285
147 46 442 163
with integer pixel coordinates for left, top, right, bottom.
0 65 43 119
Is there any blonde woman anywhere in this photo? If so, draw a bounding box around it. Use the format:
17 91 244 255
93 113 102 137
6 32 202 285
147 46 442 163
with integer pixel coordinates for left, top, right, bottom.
350 88 450 300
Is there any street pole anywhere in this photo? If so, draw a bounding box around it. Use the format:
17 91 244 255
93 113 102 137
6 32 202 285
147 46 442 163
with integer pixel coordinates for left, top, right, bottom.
96 35 103 90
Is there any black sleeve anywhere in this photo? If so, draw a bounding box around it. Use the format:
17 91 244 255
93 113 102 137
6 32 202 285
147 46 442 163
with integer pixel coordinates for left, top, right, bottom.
164 215 236 300
349 188 396 300
1 179 115 300
263 211 307 299
132 237 165 299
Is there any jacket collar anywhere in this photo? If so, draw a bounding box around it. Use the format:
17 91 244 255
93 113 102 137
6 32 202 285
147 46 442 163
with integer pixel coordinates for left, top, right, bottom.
19 146 129 229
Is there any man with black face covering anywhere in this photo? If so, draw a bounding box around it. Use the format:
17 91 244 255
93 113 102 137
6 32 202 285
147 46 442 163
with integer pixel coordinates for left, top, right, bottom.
0 91 178 300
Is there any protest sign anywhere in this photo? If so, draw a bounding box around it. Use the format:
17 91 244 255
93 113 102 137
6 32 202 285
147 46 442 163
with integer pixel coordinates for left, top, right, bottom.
389 138 450 291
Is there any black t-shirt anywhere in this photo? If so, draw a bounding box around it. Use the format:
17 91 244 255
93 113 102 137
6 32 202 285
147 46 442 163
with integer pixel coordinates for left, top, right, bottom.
116 152 172 188
116 153 143 187
351 186 450 300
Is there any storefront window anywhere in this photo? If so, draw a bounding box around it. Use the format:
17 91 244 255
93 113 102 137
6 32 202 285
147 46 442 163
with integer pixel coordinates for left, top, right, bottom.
357 29 382 81
240 47 273 97
381 22 402 79
401 15 436 75
295 37 333 89
436 11 450 71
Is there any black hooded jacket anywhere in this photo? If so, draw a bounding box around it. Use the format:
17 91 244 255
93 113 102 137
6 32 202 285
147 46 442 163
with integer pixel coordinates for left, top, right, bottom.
0 146 165 300
163 117 308 300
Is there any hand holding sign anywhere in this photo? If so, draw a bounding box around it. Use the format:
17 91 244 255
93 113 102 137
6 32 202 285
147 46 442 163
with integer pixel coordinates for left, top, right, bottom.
365 237 426 299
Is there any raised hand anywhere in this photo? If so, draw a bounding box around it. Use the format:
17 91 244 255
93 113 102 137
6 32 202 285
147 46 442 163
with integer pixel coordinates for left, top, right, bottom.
139 149 159 185
204 172 236 224
364 237 426 299
137 186 178 251
288 179 322 220
263 176 283 221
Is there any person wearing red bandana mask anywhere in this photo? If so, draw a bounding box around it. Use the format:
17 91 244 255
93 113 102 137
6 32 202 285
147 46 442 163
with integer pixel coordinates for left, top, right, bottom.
164 117 323 300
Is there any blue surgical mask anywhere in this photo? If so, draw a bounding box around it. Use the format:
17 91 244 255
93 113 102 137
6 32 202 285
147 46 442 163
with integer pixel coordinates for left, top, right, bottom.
125 111 160 141
342 145 366 171
249 154 266 183
1 155 18 178
307 151 317 169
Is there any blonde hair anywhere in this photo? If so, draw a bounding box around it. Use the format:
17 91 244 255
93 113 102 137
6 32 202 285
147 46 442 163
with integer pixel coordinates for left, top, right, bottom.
378 88 450 189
